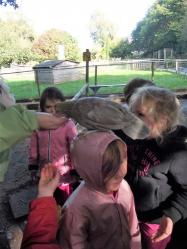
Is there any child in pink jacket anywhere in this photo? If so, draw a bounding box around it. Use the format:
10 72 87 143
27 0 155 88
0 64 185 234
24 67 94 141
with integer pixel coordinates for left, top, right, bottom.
59 130 141 249
29 87 77 205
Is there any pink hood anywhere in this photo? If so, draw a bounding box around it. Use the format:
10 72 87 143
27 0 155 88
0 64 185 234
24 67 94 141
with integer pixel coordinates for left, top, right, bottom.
70 130 127 191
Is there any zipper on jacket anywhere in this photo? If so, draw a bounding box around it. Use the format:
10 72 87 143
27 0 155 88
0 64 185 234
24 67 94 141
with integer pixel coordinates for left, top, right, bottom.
48 130 51 163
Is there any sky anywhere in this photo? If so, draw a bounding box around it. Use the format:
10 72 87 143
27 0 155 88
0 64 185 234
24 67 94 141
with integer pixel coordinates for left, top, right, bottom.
1 0 156 51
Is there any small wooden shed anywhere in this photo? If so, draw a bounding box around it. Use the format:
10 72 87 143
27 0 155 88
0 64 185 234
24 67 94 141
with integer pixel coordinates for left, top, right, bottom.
33 60 84 84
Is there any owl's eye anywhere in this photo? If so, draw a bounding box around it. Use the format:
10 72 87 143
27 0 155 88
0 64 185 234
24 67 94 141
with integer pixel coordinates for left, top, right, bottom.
136 111 145 118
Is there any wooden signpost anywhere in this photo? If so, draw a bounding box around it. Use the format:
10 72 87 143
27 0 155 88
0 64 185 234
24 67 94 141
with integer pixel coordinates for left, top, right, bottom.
83 49 91 84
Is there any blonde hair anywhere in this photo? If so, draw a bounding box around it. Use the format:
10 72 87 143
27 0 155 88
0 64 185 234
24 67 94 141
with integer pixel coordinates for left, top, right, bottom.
129 86 181 134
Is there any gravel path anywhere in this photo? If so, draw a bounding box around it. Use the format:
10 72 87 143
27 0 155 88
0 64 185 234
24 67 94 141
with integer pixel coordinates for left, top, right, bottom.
0 138 33 249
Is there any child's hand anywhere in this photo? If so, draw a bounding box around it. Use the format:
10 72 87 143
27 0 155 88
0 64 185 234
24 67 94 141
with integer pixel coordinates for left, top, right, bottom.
151 215 173 242
38 164 60 198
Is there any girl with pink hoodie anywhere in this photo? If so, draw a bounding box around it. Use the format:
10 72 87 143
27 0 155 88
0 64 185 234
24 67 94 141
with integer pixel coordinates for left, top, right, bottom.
59 130 141 249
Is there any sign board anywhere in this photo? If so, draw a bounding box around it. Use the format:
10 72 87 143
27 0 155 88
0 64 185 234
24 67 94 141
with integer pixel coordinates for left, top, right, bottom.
83 49 91 62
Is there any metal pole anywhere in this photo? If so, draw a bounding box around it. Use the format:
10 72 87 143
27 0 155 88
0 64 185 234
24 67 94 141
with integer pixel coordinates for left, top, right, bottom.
35 69 41 98
95 65 98 85
176 60 179 74
151 62 155 81
164 48 167 69
86 61 89 83
85 61 89 96
83 49 91 96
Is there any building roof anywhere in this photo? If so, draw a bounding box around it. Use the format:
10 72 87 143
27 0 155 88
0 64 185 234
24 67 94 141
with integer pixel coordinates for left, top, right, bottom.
33 60 79 69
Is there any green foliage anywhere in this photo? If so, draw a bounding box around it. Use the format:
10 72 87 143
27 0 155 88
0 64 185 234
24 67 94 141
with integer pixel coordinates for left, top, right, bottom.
176 2 187 56
32 29 81 61
0 0 18 8
15 48 35 64
110 39 132 59
131 0 187 56
0 17 35 66
89 11 116 59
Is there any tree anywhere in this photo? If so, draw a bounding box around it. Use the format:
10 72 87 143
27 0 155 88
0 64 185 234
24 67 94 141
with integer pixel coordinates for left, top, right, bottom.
0 0 18 8
176 2 187 56
131 0 186 56
32 29 81 61
0 17 35 66
110 39 132 59
89 11 116 59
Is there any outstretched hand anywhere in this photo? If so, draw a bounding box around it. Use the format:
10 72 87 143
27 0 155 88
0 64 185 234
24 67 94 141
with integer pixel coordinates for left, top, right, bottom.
37 112 67 130
151 215 173 243
38 164 60 198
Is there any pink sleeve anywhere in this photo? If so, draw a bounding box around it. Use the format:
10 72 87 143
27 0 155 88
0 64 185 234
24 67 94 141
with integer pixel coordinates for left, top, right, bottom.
28 132 39 166
21 197 60 249
129 193 142 249
59 205 89 249
66 120 78 142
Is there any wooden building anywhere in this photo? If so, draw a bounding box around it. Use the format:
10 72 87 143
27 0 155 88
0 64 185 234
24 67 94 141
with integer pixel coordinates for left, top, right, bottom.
33 60 84 84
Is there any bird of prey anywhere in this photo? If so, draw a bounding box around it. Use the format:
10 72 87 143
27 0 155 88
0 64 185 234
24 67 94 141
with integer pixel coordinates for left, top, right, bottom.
56 97 149 140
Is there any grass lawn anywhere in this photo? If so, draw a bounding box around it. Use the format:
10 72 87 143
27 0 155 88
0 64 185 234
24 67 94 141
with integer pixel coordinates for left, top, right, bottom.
5 69 187 101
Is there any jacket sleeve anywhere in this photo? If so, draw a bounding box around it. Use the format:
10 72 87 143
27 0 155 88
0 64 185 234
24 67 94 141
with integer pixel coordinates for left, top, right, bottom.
0 105 38 152
21 197 60 249
163 151 187 223
28 132 39 168
59 205 90 249
128 191 142 249
66 120 78 142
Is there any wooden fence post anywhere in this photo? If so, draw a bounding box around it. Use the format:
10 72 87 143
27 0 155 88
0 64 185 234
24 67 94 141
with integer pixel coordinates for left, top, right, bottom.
176 60 179 74
151 62 155 81
83 49 91 96
35 69 41 99
94 65 98 85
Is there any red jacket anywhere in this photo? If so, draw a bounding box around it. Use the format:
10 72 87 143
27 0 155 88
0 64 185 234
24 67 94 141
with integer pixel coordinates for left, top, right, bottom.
21 197 61 249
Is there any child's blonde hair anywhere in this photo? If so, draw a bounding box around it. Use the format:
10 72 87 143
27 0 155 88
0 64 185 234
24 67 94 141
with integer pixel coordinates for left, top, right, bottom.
129 86 180 134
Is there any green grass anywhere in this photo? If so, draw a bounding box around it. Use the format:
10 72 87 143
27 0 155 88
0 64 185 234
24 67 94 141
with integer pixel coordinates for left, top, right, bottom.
5 69 187 101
